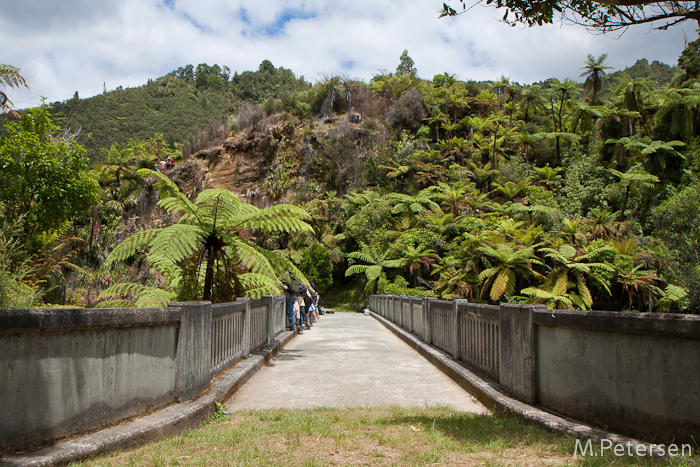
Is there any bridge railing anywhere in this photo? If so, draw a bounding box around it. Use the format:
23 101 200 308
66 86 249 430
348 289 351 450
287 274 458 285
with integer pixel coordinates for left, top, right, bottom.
370 296 500 382
0 296 287 456
369 295 700 445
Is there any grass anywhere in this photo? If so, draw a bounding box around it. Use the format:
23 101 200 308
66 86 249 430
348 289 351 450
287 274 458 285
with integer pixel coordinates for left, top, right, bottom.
68 406 698 467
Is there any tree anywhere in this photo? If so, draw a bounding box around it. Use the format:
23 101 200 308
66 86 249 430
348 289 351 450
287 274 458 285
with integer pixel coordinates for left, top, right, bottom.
0 104 99 241
580 53 613 105
96 142 136 189
608 168 659 220
345 242 403 296
0 64 29 118
478 243 544 302
439 1 700 33
396 50 418 78
538 243 615 309
395 244 439 284
519 85 547 122
105 170 313 303
426 181 474 216
384 191 441 229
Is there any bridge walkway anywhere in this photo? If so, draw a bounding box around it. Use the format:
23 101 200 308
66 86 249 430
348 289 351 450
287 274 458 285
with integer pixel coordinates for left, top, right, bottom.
226 311 488 413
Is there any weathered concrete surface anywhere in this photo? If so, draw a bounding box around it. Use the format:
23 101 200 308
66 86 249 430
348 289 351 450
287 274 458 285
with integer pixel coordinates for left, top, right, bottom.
0 331 296 467
226 312 488 413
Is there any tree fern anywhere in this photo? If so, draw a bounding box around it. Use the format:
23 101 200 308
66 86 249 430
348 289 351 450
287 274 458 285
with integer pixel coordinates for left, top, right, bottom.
105 170 313 304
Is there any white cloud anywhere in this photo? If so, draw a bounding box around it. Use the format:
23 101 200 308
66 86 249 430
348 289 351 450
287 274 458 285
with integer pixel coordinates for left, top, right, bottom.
3 0 687 110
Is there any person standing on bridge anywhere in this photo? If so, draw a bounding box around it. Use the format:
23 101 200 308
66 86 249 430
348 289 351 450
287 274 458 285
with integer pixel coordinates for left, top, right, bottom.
301 284 313 330
281 273 300 332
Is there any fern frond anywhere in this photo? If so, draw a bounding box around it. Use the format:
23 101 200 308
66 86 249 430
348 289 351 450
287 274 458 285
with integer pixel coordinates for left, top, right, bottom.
139 169 199 216
478 267 499 283
94 299 136 309
521 287 552 302
195 189 247 227
99 282 153 300
345 264 369 277
106 229 160 266
490 270 508 301
552 273 568 296
135 288 176 308
576 272 593 309
145 253 182 282
364 277 378 296
224 236 276 276
365 265 382 282
253 245 307 285
149 224 207 264
348 251 375 264
240 273 282 298
233 204 313 234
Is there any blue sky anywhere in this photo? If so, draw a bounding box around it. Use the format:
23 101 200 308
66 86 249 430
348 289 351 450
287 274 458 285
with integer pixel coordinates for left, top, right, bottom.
2 0 688 110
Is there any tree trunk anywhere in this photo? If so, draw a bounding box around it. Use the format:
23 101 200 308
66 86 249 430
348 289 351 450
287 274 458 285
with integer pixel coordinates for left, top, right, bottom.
203 245 215 301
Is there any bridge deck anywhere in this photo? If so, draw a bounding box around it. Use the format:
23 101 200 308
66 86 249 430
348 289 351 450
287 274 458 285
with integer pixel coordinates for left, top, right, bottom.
226 312 488 413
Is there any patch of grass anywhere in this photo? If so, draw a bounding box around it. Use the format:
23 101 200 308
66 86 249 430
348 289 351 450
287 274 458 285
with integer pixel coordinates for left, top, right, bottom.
68 406 698 467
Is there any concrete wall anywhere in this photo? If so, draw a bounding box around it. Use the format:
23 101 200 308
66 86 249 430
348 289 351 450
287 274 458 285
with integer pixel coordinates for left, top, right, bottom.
369 295 700 444
535 310 700 443
0 297 286 455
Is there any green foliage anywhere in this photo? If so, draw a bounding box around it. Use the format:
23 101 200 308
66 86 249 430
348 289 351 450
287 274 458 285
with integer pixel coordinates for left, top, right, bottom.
298 243 333 290
558 153 609 218
384 276 435 298
0 104 99 241
440 0 700 32
10 52 700 314
0 219 40 309
651 183 700 308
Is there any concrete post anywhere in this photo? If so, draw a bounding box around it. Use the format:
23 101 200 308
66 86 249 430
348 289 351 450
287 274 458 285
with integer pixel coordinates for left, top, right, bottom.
499 303 544 404
170 301 212 402
408 297 414 333
424 297 435 345
453 299 466 361
242 298 251 358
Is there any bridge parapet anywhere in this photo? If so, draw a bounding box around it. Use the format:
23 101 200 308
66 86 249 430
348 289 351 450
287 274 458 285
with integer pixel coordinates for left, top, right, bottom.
369 295 700 445
0 297 286 456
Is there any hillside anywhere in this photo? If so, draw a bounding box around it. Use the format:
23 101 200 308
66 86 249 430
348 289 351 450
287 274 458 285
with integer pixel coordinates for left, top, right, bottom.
3 48 700 315
48 61 311 163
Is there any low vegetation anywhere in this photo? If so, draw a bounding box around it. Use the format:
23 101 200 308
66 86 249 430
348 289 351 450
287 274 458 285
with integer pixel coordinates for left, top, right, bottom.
67 407 697 467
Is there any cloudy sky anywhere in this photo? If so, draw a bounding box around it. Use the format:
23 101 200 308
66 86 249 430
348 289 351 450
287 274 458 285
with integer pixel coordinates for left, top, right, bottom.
3 0 689 110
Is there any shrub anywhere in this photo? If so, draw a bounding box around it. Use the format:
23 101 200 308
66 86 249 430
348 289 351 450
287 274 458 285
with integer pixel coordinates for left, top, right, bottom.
386 88 427 132
235 102 265 132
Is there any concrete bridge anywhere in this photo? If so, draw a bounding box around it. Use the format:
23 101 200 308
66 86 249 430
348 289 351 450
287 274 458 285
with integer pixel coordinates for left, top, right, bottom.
1 296 699 465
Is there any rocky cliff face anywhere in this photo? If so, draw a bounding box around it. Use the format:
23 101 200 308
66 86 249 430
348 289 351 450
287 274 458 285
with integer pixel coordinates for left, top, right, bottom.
171 112 377 207
170 114 305 207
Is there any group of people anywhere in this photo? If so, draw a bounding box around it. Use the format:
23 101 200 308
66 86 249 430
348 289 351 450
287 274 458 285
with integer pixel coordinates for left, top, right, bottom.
281 273 322 332
155 156 176 173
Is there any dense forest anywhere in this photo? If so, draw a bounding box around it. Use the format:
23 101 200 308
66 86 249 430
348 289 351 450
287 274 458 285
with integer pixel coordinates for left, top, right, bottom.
2 38 700 314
